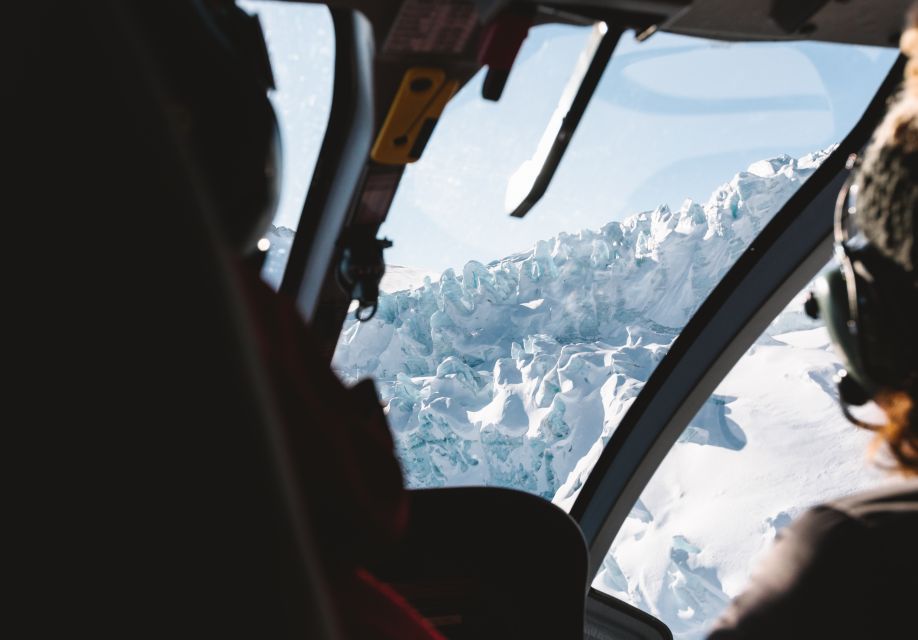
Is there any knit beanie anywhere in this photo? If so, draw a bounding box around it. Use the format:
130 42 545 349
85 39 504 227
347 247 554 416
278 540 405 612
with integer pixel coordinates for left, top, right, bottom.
855 7 918 279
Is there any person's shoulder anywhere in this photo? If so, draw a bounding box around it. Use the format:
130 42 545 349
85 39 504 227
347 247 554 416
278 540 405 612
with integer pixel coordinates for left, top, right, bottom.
789 478 918 554
782 478 918 610
707 480 918 639
823 477 918 526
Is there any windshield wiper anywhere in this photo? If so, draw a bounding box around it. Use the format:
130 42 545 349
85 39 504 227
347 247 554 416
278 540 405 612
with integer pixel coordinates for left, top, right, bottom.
505 22 622 218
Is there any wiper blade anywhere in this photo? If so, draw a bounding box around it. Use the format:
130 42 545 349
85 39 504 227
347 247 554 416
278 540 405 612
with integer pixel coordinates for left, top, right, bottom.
505 22 622 218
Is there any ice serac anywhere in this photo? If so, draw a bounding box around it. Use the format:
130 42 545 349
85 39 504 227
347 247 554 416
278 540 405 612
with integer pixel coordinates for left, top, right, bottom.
334 148 832 499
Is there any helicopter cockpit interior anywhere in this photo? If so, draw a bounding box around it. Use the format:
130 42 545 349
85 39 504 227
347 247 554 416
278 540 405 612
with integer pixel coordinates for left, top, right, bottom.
9 1 914 638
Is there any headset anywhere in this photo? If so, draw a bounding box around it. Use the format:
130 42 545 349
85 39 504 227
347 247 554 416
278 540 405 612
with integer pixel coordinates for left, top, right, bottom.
806 154 918 415
154 0 282 255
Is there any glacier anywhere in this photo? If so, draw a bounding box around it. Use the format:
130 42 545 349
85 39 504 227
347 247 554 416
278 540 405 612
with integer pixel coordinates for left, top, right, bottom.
318 147 885 639
332 148 834 504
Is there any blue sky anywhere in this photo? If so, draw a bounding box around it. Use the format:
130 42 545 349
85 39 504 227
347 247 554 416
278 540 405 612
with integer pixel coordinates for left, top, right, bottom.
247 1 897 274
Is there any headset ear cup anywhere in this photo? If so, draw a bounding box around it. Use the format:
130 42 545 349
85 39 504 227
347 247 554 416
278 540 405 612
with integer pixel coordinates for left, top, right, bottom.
817 248 917 404
853 250 918 390
852 261 884 380
813 265 876 405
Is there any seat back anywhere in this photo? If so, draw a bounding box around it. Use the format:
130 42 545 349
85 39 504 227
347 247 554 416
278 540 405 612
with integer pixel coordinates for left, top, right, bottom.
376 488 589 639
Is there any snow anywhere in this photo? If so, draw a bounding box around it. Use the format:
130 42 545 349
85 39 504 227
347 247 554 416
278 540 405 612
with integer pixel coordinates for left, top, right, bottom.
772 327 830 349
379 265 439 293
329 147 893 637
333 148 834 499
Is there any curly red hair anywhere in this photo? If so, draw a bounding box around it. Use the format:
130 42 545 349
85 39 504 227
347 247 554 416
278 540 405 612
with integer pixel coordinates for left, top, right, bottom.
868 390 918 476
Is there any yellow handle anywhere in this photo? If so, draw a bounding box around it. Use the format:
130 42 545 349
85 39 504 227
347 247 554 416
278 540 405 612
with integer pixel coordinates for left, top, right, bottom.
371 68 458 165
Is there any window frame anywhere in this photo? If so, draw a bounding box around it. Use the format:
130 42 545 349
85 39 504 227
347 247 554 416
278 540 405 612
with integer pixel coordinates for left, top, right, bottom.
572 53 906 631
278 8 377 322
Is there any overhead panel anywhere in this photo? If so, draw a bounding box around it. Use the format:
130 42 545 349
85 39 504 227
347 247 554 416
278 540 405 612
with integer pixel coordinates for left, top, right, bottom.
383 0 479 55
470 0 909 47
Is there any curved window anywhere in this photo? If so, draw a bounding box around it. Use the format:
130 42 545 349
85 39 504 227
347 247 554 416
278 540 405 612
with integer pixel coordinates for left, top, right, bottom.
332 28 897 507
592 276 891 639
239 1 334 289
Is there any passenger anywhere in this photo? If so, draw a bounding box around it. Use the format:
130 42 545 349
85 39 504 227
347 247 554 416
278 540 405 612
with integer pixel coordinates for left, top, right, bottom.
707 10 918 640
143 3 444 636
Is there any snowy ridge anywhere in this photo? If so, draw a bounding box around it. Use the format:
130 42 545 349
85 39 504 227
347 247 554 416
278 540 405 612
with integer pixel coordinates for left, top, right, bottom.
333 149 831 501
379 265 440 293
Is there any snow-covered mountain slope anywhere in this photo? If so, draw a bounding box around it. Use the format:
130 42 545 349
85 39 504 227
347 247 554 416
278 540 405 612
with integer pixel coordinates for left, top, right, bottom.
333 148 833 503
330 147 891 638
593 296 886 638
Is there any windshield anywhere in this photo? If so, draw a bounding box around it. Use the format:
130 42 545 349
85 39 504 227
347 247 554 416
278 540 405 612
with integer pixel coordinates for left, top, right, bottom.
334 26 897 509
594 281 891 639
380 29 896 274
